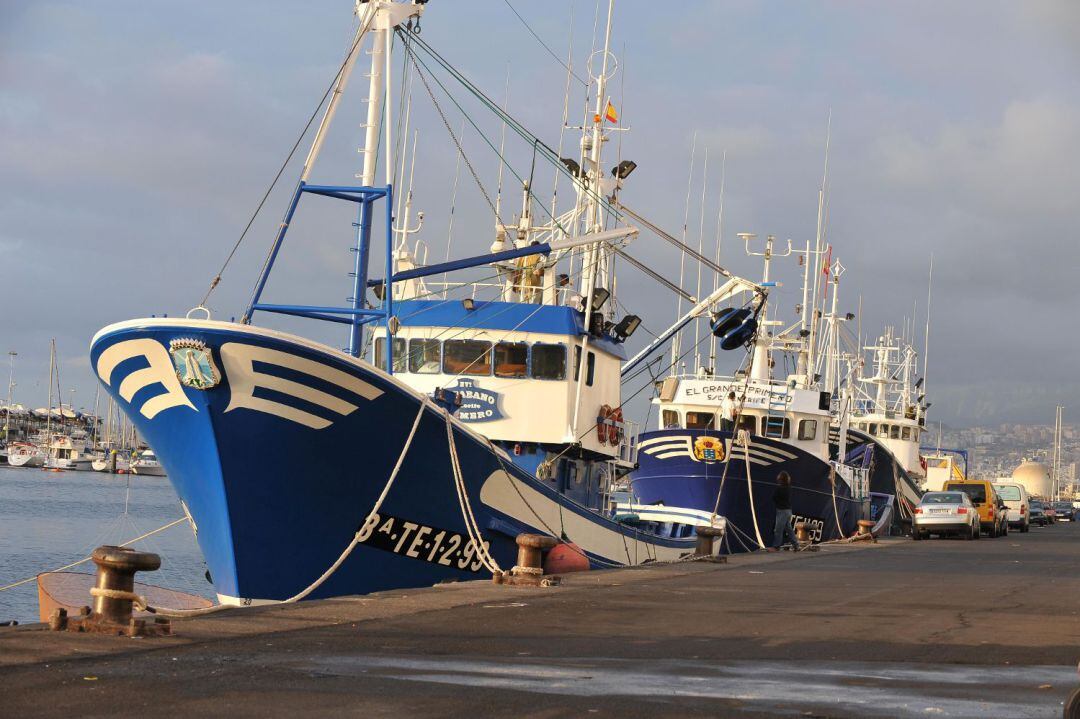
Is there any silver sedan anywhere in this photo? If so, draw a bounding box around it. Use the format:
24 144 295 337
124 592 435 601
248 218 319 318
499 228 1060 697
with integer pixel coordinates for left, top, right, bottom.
913 491 980 540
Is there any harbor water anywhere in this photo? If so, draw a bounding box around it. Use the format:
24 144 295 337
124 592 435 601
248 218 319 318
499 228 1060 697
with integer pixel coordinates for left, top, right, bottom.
0 465 210 625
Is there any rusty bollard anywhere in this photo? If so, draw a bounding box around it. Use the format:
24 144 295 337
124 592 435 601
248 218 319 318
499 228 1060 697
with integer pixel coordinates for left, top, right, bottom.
55 546 172 638
693 525 726 561
794 522 809 544
856 519 876 543
494 534 559 586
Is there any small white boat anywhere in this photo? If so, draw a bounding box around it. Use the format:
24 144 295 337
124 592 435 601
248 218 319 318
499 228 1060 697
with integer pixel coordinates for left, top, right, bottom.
7 442 45 468
44 434 95 471
131 449 166 477
91 450 132 473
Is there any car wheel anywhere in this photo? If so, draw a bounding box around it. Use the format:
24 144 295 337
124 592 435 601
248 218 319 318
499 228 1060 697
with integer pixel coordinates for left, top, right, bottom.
1002 522 1008 536
912 529 922 541
967 524 976 540
989 523 998 538
1022 521 1029 533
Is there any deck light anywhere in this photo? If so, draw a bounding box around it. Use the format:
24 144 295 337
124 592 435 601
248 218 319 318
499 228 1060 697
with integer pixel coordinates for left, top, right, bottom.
587 287 610 312
611 314 641 342
560 158 583 177
462 298 475 311
611 160 637 180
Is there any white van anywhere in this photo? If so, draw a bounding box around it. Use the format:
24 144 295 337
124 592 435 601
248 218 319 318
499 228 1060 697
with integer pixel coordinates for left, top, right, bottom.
993 482 1030 533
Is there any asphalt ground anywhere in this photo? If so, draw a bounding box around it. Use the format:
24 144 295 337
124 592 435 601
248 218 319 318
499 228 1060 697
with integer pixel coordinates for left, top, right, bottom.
2 520 1079 718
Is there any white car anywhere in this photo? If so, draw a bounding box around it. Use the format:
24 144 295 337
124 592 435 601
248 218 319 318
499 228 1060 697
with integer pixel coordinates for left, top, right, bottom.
992 482 1031 533
913 491 980 540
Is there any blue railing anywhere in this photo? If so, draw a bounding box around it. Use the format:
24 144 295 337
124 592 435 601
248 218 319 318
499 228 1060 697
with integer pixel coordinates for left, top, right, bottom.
244 180 395 373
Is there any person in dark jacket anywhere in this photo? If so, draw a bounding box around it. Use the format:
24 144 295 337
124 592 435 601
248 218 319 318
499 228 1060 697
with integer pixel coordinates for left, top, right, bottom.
769 471 799 551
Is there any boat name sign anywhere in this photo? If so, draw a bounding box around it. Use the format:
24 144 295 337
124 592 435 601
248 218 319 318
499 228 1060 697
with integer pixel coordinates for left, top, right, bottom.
447 379 503 423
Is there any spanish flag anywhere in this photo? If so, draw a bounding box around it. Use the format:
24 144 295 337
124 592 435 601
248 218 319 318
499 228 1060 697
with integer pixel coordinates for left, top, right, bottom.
604 99 618 123
595 100 618 124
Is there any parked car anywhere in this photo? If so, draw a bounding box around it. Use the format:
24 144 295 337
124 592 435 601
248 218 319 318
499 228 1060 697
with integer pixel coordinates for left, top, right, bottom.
1052 502 1074 522
1044 504 1057 523
913 491 980 540
944 480 1008 537
1029 501 1048 527
992 482 1030 532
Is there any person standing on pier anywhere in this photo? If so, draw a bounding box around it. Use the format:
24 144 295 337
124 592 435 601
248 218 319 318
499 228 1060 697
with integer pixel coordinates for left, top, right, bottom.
769 471 799 552
720 391 737 432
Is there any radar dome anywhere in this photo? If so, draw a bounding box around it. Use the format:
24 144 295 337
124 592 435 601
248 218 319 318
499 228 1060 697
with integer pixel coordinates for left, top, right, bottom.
1011 461 1052 498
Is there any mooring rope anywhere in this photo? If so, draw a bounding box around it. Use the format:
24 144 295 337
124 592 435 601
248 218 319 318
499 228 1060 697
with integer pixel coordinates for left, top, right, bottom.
444 410 503 576
150 398 429 617
0 517 190 594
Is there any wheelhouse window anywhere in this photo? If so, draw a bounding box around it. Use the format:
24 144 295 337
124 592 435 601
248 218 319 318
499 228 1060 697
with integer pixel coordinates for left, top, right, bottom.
407 339 441 374
662 410 681 429
798 419 817 441
686 412 715 430
574 346 582 381
373 337 406 372
877 424 889 438
890 425 901 439
442 339 492 376
737 414 757 434
868 423 877 435
901 426 912 440
531 344 566 380
494 342 528 378
586 351 596 386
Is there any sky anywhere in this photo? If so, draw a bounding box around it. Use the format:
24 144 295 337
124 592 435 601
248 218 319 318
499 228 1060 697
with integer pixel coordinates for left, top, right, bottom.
1 0 1078 428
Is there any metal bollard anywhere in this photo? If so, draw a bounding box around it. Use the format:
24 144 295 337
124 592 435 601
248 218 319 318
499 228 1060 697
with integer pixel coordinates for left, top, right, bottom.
694 525 726 559
494 534 559 586
54 546 172 638
856 519 876 542
794 522 809 544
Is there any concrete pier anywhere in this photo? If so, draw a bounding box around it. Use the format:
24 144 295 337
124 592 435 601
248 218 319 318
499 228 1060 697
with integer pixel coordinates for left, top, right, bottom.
3 524 1079 718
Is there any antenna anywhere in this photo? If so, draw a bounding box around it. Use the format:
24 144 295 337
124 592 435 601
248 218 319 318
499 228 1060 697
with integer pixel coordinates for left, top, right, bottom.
709 150 727 370
923 253 934 392
494 66 511 222
670 132 698 375
693 147 709 373
806 109 832 379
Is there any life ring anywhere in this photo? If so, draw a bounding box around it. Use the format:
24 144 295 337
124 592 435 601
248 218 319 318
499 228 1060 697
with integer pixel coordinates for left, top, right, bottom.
608 407 623 445
596 405 612 445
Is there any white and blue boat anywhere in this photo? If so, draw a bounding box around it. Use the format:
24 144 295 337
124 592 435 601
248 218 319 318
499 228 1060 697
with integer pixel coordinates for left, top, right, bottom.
89 0 717 605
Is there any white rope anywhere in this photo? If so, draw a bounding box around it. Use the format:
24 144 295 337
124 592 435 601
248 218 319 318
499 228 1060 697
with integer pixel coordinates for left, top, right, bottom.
443 410 502 575
738 429 766 549
89 587 148 612
0 517 190 594
829 465 845 537
152 398 430 617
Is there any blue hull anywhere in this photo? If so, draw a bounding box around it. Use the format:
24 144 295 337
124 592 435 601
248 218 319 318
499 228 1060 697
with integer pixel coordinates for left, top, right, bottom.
631 429 861 550
90 319 694 603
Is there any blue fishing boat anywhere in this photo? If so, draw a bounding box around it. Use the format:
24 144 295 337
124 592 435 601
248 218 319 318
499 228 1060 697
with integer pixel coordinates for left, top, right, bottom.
89 0 714 604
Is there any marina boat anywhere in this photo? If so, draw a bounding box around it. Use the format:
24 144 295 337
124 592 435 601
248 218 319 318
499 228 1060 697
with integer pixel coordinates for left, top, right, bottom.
7 442 44 468
43 433 95 471
91 450 132 473
130 449 165 477
89 0 729 604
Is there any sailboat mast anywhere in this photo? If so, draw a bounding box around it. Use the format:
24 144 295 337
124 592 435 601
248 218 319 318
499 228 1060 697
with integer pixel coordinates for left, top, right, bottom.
44 340 55 455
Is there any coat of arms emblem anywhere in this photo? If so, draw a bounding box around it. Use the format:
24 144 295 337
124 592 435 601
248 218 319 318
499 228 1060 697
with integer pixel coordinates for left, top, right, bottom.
169 338 220 390
693 436 725 463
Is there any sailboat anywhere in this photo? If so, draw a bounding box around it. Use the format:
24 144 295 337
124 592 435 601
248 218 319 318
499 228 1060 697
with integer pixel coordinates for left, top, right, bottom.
89 0 740 605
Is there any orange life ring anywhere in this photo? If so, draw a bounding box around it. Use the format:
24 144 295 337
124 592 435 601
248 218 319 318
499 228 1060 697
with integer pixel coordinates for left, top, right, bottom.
608 407 623 445
597 405 612 445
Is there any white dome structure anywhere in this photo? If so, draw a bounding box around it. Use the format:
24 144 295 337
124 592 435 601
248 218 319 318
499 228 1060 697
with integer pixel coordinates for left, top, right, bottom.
1011 461 1053 498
